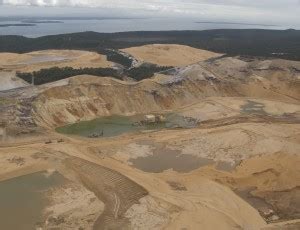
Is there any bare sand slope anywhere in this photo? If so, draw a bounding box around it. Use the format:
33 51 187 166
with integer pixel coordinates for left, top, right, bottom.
0 71 28 91
31 68 299 128
121 44 222 66
0 50 113 72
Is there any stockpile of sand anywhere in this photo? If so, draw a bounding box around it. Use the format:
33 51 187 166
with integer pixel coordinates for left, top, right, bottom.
122 44 221 67
0 50 113 72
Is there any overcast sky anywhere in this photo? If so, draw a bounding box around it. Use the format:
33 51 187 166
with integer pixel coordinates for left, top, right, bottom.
1 0 300 26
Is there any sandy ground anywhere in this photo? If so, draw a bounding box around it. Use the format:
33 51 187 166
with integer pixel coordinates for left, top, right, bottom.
45 181 104 230
0 50 113 73
121 44 222 67
0 118 298 229
0 52 299 229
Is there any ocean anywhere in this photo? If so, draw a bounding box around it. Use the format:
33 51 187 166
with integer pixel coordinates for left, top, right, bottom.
0 17 290 38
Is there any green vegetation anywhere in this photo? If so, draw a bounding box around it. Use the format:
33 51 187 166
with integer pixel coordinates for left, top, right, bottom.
100 49 133 68
8 29 300 85
125 64 172 81
16 64 172 85
1 29 300 60
16 67 120 85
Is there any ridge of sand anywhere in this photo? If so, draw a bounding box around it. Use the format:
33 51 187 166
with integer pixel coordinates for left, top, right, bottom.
121 44 222 67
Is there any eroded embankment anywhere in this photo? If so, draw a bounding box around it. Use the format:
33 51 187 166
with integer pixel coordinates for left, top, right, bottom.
32 75 235 127
65 157 148 229
32 56 300 129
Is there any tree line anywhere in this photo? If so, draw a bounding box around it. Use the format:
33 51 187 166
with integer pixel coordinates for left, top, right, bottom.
16 64 173 85
125 64 172 81
16 67 121 85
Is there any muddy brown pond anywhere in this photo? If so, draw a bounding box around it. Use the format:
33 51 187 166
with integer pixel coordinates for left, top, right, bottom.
0 171 65 230
129 149 214 173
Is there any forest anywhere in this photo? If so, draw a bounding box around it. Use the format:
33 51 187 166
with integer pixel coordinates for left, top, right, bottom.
1 29 300 61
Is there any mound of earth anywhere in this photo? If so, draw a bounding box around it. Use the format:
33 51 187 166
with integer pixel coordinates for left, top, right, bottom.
121 44 222 67
0 50 113 72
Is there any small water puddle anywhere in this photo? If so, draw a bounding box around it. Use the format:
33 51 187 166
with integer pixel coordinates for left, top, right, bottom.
129 149 214 173
215 161 240 172
234 187 279 222
0 171 65 230
241 100 267 115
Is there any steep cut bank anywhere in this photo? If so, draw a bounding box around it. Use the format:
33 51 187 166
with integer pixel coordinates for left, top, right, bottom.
32 56 300 128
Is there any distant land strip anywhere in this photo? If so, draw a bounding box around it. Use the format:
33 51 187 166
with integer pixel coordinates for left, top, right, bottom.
0 24 36 27
196 21 277 27
21 20 64 24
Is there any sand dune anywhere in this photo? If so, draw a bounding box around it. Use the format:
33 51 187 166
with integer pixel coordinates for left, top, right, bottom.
122 44 222 67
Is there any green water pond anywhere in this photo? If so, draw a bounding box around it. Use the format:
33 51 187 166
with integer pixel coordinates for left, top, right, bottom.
56 114 198 138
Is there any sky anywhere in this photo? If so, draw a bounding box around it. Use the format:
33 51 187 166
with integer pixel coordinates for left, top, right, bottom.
0 0 300 27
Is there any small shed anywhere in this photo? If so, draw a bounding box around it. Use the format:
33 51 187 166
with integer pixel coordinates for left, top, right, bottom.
144 114 156 123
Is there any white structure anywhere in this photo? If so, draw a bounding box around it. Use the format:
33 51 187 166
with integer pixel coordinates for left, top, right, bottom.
144 114 156 123
0 124 6 141
143 114 166 124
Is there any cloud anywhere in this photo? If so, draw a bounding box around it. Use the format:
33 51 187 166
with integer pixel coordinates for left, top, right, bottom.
2 0 299 9
1 0 299 27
